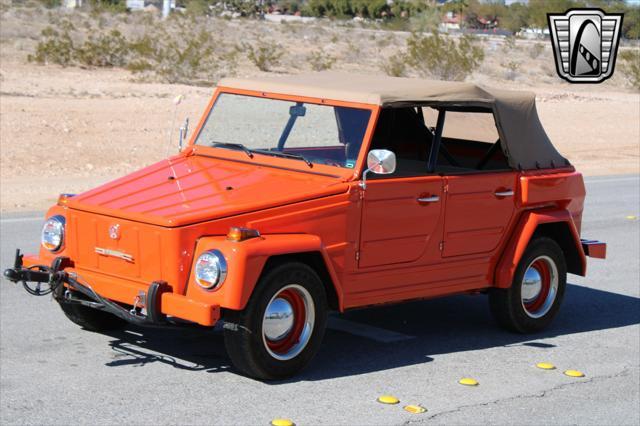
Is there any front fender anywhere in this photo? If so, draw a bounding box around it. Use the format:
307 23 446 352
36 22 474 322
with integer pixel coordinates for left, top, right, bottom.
494 209 586 288
185 234 342 311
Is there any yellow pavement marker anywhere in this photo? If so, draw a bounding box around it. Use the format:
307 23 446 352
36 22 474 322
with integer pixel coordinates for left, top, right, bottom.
271 419 294 426
377 395 400 404
459 378 479 386
564 370 585 378
626 215 637 220
404 405 427 414
536 362 556 370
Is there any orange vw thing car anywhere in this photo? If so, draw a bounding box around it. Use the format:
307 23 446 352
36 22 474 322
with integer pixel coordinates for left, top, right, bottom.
5 73 606 380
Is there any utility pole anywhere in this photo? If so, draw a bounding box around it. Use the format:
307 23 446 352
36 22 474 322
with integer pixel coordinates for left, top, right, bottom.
162 0 170 19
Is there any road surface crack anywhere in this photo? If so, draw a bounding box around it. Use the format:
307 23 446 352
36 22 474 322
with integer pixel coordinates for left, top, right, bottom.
403 366 634 425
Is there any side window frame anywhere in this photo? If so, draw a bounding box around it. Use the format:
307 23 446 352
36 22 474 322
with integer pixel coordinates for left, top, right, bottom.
367 105 441 179
427 106 513 175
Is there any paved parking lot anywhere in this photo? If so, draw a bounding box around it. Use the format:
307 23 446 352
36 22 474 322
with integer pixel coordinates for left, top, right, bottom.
1 175 638 425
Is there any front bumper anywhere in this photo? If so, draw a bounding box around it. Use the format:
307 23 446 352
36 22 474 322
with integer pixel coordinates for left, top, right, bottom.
4 250 220 327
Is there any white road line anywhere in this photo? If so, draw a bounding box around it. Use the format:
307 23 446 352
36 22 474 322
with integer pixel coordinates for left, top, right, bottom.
328 316 415 343
0 217 42 224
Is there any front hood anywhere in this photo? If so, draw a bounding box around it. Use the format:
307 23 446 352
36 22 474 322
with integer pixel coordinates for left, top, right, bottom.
66 154 347 227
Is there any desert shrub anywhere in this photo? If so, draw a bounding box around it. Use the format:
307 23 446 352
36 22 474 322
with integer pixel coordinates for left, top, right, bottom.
307 48 335 71
87 0 128 14
154 30 219 83
380 52 408 77
529 42 544 59
244 41 283 72
75 30 129 67
28 18 237 84
28 27 75 66
619 49 640 90
37 0 62 8
503 60 520 81
186 0 211 16
408 8 441 33
405 32 484 81
502 36 516 52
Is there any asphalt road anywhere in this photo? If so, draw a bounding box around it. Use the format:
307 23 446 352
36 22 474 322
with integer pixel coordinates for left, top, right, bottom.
1 175 638 426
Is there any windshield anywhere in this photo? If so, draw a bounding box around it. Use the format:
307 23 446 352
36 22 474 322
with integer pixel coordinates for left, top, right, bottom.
194 93 372 169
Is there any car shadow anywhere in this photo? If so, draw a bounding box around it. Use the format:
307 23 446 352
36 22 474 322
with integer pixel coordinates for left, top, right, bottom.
101 283 640 382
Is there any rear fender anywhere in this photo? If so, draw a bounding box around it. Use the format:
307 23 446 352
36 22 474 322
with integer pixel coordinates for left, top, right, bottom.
185 234 343 311
494 209 586 288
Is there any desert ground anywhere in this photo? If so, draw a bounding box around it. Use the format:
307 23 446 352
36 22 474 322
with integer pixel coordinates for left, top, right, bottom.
0 6 639 212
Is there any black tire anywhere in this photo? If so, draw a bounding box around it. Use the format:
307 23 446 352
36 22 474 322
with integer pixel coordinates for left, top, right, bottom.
58 301 127 332
489 237 567 333
223 262 328 381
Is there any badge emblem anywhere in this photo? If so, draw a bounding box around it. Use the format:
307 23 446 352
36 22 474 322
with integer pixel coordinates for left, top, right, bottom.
108 224 121 240
548 9 623 83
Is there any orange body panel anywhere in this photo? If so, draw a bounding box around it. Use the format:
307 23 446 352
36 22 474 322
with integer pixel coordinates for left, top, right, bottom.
494 208 586 288
24 87 596 326
186 234 342 310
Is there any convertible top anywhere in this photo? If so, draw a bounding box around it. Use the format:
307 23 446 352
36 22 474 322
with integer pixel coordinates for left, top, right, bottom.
218 72 568 170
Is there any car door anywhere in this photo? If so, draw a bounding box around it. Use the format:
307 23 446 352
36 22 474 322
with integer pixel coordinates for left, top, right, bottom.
441 172 517 257
358 175 445 268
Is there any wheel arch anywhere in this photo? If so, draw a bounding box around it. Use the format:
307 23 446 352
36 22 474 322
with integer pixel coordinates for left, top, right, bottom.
188 234 344 313
261 252 340 311
494 209 586 288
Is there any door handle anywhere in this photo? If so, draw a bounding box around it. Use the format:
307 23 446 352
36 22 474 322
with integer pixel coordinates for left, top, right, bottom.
494 190 514 197
417 195 440 204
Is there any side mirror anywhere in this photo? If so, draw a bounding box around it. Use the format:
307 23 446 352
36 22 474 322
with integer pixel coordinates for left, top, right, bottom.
178 118 189 152
360 149 396 189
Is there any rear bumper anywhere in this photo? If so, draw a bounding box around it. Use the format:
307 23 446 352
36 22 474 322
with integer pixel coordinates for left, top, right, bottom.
581 239 607 259
14 253 220 327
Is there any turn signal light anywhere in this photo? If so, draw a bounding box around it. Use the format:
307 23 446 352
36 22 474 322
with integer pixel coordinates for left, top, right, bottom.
227 227 261 242
57 193 76 206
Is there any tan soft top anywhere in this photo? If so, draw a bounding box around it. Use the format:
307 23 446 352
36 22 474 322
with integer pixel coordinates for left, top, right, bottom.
218 72 568 170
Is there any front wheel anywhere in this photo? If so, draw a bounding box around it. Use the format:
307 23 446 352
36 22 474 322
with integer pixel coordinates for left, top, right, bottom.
489 237 567 333
223 262 328 380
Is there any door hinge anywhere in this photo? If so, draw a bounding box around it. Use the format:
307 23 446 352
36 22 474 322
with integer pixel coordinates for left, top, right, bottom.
355 251 360 261
443 183 449 193
439 241 444 251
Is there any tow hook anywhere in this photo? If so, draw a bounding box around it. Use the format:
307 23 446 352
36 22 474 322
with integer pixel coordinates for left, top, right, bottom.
3 249 174 327
130 291 147 316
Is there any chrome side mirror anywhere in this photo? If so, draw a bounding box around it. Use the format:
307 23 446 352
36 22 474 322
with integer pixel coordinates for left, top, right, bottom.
178 118 189 152
360 149 396 190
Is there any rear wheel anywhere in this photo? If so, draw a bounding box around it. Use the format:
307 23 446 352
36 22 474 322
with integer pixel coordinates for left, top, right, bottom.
58 300 127 332
223 262 328 380
490 237 567 333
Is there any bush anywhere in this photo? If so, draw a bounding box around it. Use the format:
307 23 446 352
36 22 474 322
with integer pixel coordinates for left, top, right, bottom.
619 49 640 90
75 30 129 67
307 48 335 71
244 41 284 72
529 42 544 59
502 35 516 52
405 32 484 81
503 60 520 81
28 27 75 66
380 52 408 77
28 18 237 84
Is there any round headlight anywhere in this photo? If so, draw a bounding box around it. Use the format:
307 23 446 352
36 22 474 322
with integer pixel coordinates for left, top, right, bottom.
195 250 227 290
41 215 65 252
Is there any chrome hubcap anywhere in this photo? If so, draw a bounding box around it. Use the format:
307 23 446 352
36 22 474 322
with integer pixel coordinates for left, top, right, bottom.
521 255 559 319
263 298 294 341
522 268 543 302
261 284 315 361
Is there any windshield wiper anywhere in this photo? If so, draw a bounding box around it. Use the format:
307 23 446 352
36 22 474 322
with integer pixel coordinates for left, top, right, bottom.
209 141 254 159
253 149 313 168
